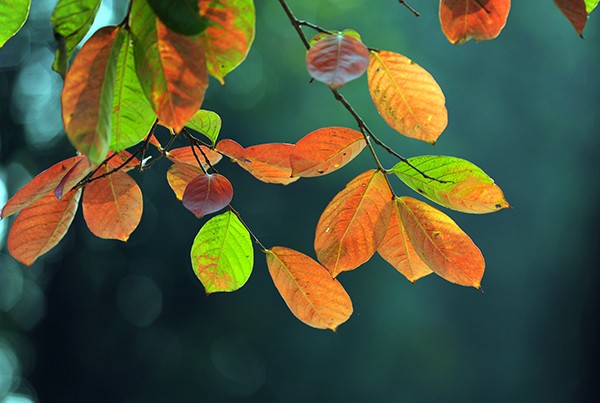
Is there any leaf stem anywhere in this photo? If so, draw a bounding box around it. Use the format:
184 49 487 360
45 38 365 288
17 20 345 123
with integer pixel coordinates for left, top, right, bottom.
398 1 420 17
228 205 267 252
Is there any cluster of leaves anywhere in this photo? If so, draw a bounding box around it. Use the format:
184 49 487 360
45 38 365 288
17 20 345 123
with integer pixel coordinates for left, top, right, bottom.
0 0 593 330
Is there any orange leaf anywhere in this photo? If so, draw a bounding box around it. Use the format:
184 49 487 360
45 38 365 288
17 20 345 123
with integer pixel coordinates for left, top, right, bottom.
82 169 143 241
167 163 204 200
397 196 484 288
315 170 393 277
105 150 140 172
61 26 121 163
215 138 246 161
378 199 433 283
54 157 94 200
130 0 209 132
439 0 511 44
167 146 222 169
290 127 366 177
2 156 85 219
306 32 370 89
368 51 447 144
7 188 82 266
182 173 233 218
554 0 588 35
266 246 353 331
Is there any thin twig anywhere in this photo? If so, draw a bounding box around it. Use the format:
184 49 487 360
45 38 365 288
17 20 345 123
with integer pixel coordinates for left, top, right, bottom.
398 1 420 17
297 20 332 35
182 129 207 174
228 205 267 252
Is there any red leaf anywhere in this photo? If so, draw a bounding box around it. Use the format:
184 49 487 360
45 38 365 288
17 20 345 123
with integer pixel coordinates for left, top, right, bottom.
166 162 204 200
7 188 82 266
554 0 588 35
290 127 366 177
2 156 85 219
315 170 393 277
167 146 222 169
82 169 143 241
182 173 233 218
306 33 370 89
439 0 511 44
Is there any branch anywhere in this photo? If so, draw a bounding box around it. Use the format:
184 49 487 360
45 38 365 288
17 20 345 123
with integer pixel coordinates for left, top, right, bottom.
398 1 420 17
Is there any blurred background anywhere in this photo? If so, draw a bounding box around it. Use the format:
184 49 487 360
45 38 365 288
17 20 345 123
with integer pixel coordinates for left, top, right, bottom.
1 0 599 402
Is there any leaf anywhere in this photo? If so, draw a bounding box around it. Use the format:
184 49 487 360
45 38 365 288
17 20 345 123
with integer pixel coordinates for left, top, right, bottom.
167 162 204 200
199 0 256 84
215 138 246 160
182 173 233 218
7 188 82 266
190 210 253 294
167 146 222 168
0 0 30 48
147 0 208 35
61 25 122 164
54 157 94 200
50 0 101 76
111 28 156 151
1 156 85 219
368 51 447 144
130 0 209 132
266 246 353 331
391 156 509 214
378 199 433 283
554 0 588 35
185 109 221 145
585 0 599 13
105 150 140 172
82 168 143 241
315 170 393 277
306 32 370 89
439 0 511 44
290 127 366 177
397 196 485 288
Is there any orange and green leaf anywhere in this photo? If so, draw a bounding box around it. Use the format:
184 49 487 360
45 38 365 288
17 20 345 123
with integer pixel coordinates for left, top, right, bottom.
190 210 253 294
368 50 447 144
315 170 393 277
130 0 209 132
554 0 588 35
439 0 511 44
185 109 221 145
182 173 233 218
378 200 433 283
397 196 485 288
306 32 370 89
82 169 143 241
199 0 255 84
167 162 204 200
266 246 353 331
290 127 366 177
391 156 509 214
147 0 207 35
7 188 82 266
61 25 122 164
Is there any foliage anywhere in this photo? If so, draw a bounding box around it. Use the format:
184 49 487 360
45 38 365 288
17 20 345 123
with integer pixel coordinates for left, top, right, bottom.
0 0 595 331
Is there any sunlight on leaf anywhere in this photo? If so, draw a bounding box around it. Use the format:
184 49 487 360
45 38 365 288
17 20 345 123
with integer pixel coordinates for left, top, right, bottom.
266 246 353 331
167 162 204 200
54 158 94 200
191 210 253 294
182 173 233 218
439 0 511 44
0 0 30 48
585 0 599 13
185 109 222 145
167 146 222 169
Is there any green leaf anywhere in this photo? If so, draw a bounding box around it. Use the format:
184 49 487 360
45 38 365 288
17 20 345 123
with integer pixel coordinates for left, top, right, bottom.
110 29 156 151
585 0 599 13
190 210 254 294
50 0 101 76
0 0 30 48
147 0 208 35
185 109 221 145
391 155 509 214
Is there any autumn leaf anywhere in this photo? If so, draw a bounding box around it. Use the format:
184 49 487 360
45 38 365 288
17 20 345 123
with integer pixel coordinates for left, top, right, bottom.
105 150 140 172
167 146 222 168
315 170 393 277
50 0 101 75
182 173 233 218
554 0 588 35
147 0 207 35
167 163 204 200
439 0 511 44
199 0 255 84
378 200 433 283
391 156 509 214
7 188 82 266
54 157 94 200
185 109 221 146
266 246 353 331
190 210 253 294
0 0 30 48
368 51 447 144
82 168 143 241
1 156 86 219
290 127 366 177
397 196 485 288
306 32 370 89
130 0 209 132
61 25 122 164
215 138 246 160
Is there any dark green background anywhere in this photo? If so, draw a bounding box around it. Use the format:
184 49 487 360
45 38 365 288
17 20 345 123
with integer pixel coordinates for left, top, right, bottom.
1 1 599 402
